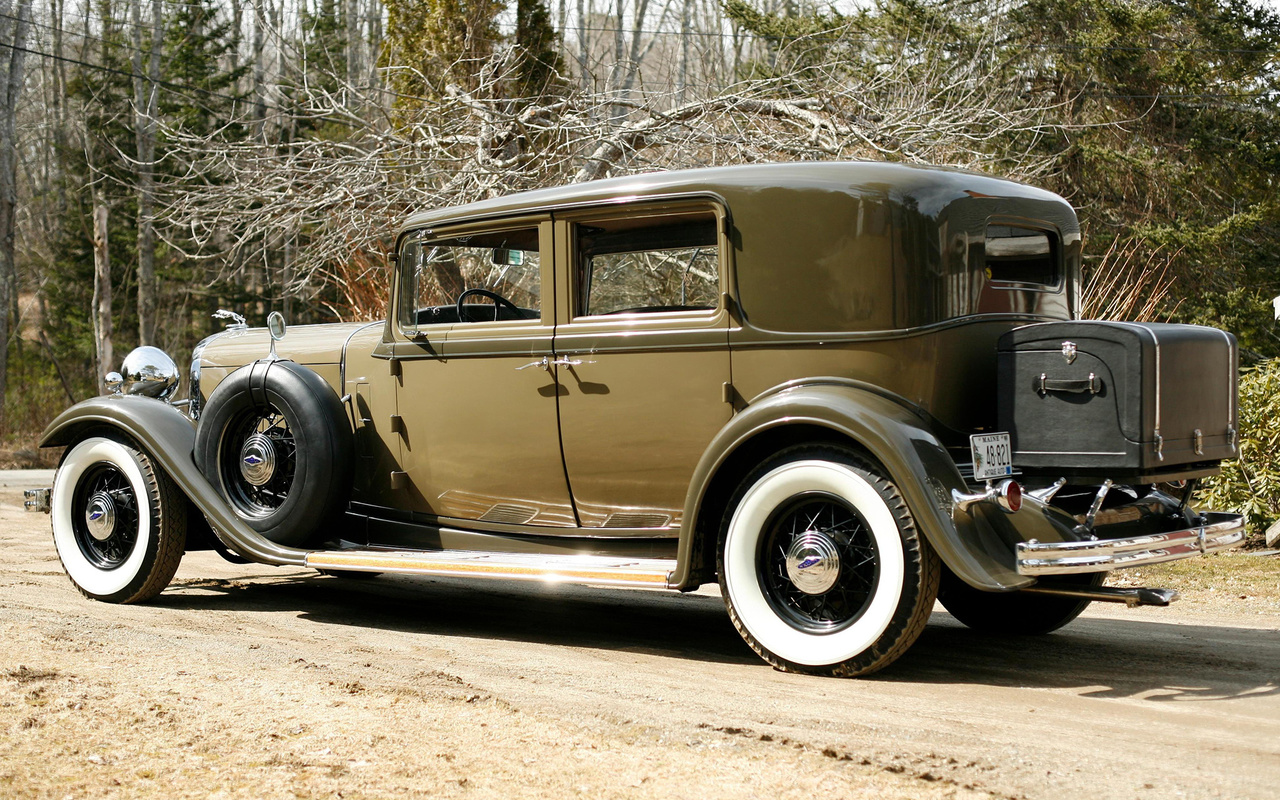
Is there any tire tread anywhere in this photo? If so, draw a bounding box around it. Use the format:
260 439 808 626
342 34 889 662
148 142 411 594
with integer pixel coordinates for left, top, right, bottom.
718 444 940 677
56 438 187 604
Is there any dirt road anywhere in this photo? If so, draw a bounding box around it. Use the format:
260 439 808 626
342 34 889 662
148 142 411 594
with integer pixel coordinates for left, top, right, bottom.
1 476 1277 799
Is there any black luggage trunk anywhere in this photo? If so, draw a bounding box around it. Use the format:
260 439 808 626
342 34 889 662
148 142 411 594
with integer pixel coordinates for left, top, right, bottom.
997 321 1238 480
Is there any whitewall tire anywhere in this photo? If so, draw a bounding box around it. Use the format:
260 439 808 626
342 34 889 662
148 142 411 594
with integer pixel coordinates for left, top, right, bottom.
718 445 939 676
51 436 187 603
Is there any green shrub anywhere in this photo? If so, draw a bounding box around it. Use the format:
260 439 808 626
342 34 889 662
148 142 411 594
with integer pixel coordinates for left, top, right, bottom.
1201 359 1280 545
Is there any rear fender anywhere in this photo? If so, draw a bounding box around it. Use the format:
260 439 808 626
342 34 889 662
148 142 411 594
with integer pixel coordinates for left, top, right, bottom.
39 395 308 566
675 380 1033 592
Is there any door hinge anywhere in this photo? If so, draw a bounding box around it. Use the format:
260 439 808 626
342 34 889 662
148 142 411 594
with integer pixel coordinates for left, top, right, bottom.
721 291 741 324
390 470 408 490
389 358 402 378
390 415 405 435
722 382 741 408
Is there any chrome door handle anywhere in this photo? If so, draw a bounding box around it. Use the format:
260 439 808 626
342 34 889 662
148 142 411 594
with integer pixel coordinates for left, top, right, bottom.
515 356 591 372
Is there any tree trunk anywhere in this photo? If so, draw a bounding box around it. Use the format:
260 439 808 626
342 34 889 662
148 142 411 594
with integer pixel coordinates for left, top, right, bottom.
576 0 588 89
345 0 359 98
132 0 163 346
91 196 114 395
677 0 690 102
0 0 33 429
366 0 382 97
52 0 69 217
619 0 650 95
612 0 625 90
253 0 266 139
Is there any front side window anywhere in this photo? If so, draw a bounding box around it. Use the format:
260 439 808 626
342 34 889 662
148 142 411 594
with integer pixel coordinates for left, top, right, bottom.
576 212 719 317
399 227 541 332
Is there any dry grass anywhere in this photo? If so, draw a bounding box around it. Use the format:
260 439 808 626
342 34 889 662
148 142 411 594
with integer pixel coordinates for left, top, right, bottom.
1111 553 1280 612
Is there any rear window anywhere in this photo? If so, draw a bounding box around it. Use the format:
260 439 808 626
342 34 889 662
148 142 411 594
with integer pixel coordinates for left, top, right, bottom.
985 225 1059 287
574 212 720 317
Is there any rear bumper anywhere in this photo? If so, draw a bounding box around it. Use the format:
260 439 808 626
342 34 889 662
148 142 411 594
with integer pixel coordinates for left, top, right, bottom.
1016 511 1245 576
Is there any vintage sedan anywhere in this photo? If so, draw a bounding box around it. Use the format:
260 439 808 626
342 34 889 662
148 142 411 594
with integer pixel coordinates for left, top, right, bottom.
27 162 1246 676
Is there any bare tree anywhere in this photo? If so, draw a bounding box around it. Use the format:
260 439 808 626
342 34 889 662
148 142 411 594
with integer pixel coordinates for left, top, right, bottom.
151 28 1079 317
91 189 114 393
131 0 163 346
0 0 33 427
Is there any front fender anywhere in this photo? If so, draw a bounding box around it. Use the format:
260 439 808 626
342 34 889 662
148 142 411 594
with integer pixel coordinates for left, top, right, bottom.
675 381 1032 592
39 395 308 567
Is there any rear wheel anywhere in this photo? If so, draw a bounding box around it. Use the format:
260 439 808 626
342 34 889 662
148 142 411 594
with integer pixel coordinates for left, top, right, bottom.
718 445 939 677
938 570 1105 634
51 437 186 603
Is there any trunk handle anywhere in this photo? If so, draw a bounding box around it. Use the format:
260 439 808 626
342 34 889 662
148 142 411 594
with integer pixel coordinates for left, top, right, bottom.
1038 372 1101 395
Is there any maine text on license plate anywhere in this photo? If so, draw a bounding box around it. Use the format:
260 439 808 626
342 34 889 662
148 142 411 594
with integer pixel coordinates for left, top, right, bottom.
970 433 1013 481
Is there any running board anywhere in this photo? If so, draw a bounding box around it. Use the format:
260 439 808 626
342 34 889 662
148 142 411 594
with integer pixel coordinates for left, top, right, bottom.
305 549 677 589
1020 584 1179 607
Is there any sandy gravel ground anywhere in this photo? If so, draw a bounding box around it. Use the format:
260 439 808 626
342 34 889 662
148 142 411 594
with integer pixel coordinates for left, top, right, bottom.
1 475 1278 799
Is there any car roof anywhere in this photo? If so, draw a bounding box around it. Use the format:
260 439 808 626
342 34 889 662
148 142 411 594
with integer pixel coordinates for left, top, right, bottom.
396 160 1064 237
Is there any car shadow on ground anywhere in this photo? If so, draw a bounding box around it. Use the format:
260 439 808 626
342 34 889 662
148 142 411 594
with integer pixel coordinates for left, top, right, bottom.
154 569 1280 698
888 618 1280 701
157 570 760 667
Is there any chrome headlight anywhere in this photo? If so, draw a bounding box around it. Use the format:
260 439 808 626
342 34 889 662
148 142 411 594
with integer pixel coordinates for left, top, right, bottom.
118 346 181 400
188 335 215 420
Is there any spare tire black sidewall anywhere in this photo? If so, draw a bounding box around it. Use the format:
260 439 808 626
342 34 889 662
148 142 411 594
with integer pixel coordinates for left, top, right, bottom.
195 360 353 547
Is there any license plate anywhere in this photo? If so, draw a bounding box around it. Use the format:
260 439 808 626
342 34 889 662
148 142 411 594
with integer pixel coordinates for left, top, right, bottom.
970 433 1013 481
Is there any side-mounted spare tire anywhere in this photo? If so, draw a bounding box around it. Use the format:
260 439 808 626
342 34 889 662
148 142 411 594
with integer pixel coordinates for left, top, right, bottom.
195 359 353 547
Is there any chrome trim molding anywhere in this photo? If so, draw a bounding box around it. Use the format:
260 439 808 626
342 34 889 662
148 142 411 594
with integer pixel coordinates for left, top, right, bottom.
1015 450 1128 456
1016 512 1245 575
338 321 382 393
306 548 677 588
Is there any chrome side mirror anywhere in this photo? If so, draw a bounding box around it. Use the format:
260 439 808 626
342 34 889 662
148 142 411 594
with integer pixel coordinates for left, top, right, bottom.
267 311 286 360
118 346 181 400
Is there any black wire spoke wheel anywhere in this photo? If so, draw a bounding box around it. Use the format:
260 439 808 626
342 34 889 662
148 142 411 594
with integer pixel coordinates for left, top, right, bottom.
195 360 354 547
719 444 939 677
220 405 298 517
70 463 141 569
758 493 880 634
52 436 188 603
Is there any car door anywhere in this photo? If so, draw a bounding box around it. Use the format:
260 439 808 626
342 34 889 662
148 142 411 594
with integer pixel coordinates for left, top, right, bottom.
552 200 734 529
388 216 576 527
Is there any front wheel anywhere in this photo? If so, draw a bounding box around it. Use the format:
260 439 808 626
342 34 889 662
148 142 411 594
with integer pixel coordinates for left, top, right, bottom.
51 437 187 603
718 445 939 677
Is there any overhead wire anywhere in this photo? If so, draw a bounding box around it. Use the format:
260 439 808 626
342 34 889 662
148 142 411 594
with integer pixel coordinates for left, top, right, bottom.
8 7 1280 57
3 7 1278 112
0 40 377 129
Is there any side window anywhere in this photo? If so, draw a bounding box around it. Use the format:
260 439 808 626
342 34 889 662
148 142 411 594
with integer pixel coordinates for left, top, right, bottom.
399 227 541 332
985 224 1059 287
576 211 719 316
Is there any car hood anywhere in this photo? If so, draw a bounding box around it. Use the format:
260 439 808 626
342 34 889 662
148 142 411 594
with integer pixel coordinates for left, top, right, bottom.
197 321 377 368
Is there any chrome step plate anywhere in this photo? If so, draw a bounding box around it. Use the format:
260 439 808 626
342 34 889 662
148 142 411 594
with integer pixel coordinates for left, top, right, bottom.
305 548 677 588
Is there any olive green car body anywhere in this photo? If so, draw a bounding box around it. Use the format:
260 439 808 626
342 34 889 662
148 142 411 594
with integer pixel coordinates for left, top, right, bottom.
42 162 1106 593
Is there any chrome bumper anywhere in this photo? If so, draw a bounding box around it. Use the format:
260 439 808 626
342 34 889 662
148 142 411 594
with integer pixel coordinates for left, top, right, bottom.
1016 512 1245 576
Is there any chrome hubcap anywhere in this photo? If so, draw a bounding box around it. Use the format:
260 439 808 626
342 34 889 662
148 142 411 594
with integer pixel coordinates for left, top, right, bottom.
84 491 117 542
784 531 842 595
239 434 277 487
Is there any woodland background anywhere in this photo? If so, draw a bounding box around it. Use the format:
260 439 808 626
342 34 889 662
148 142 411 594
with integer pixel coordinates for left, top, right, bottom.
2 0 1279 532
